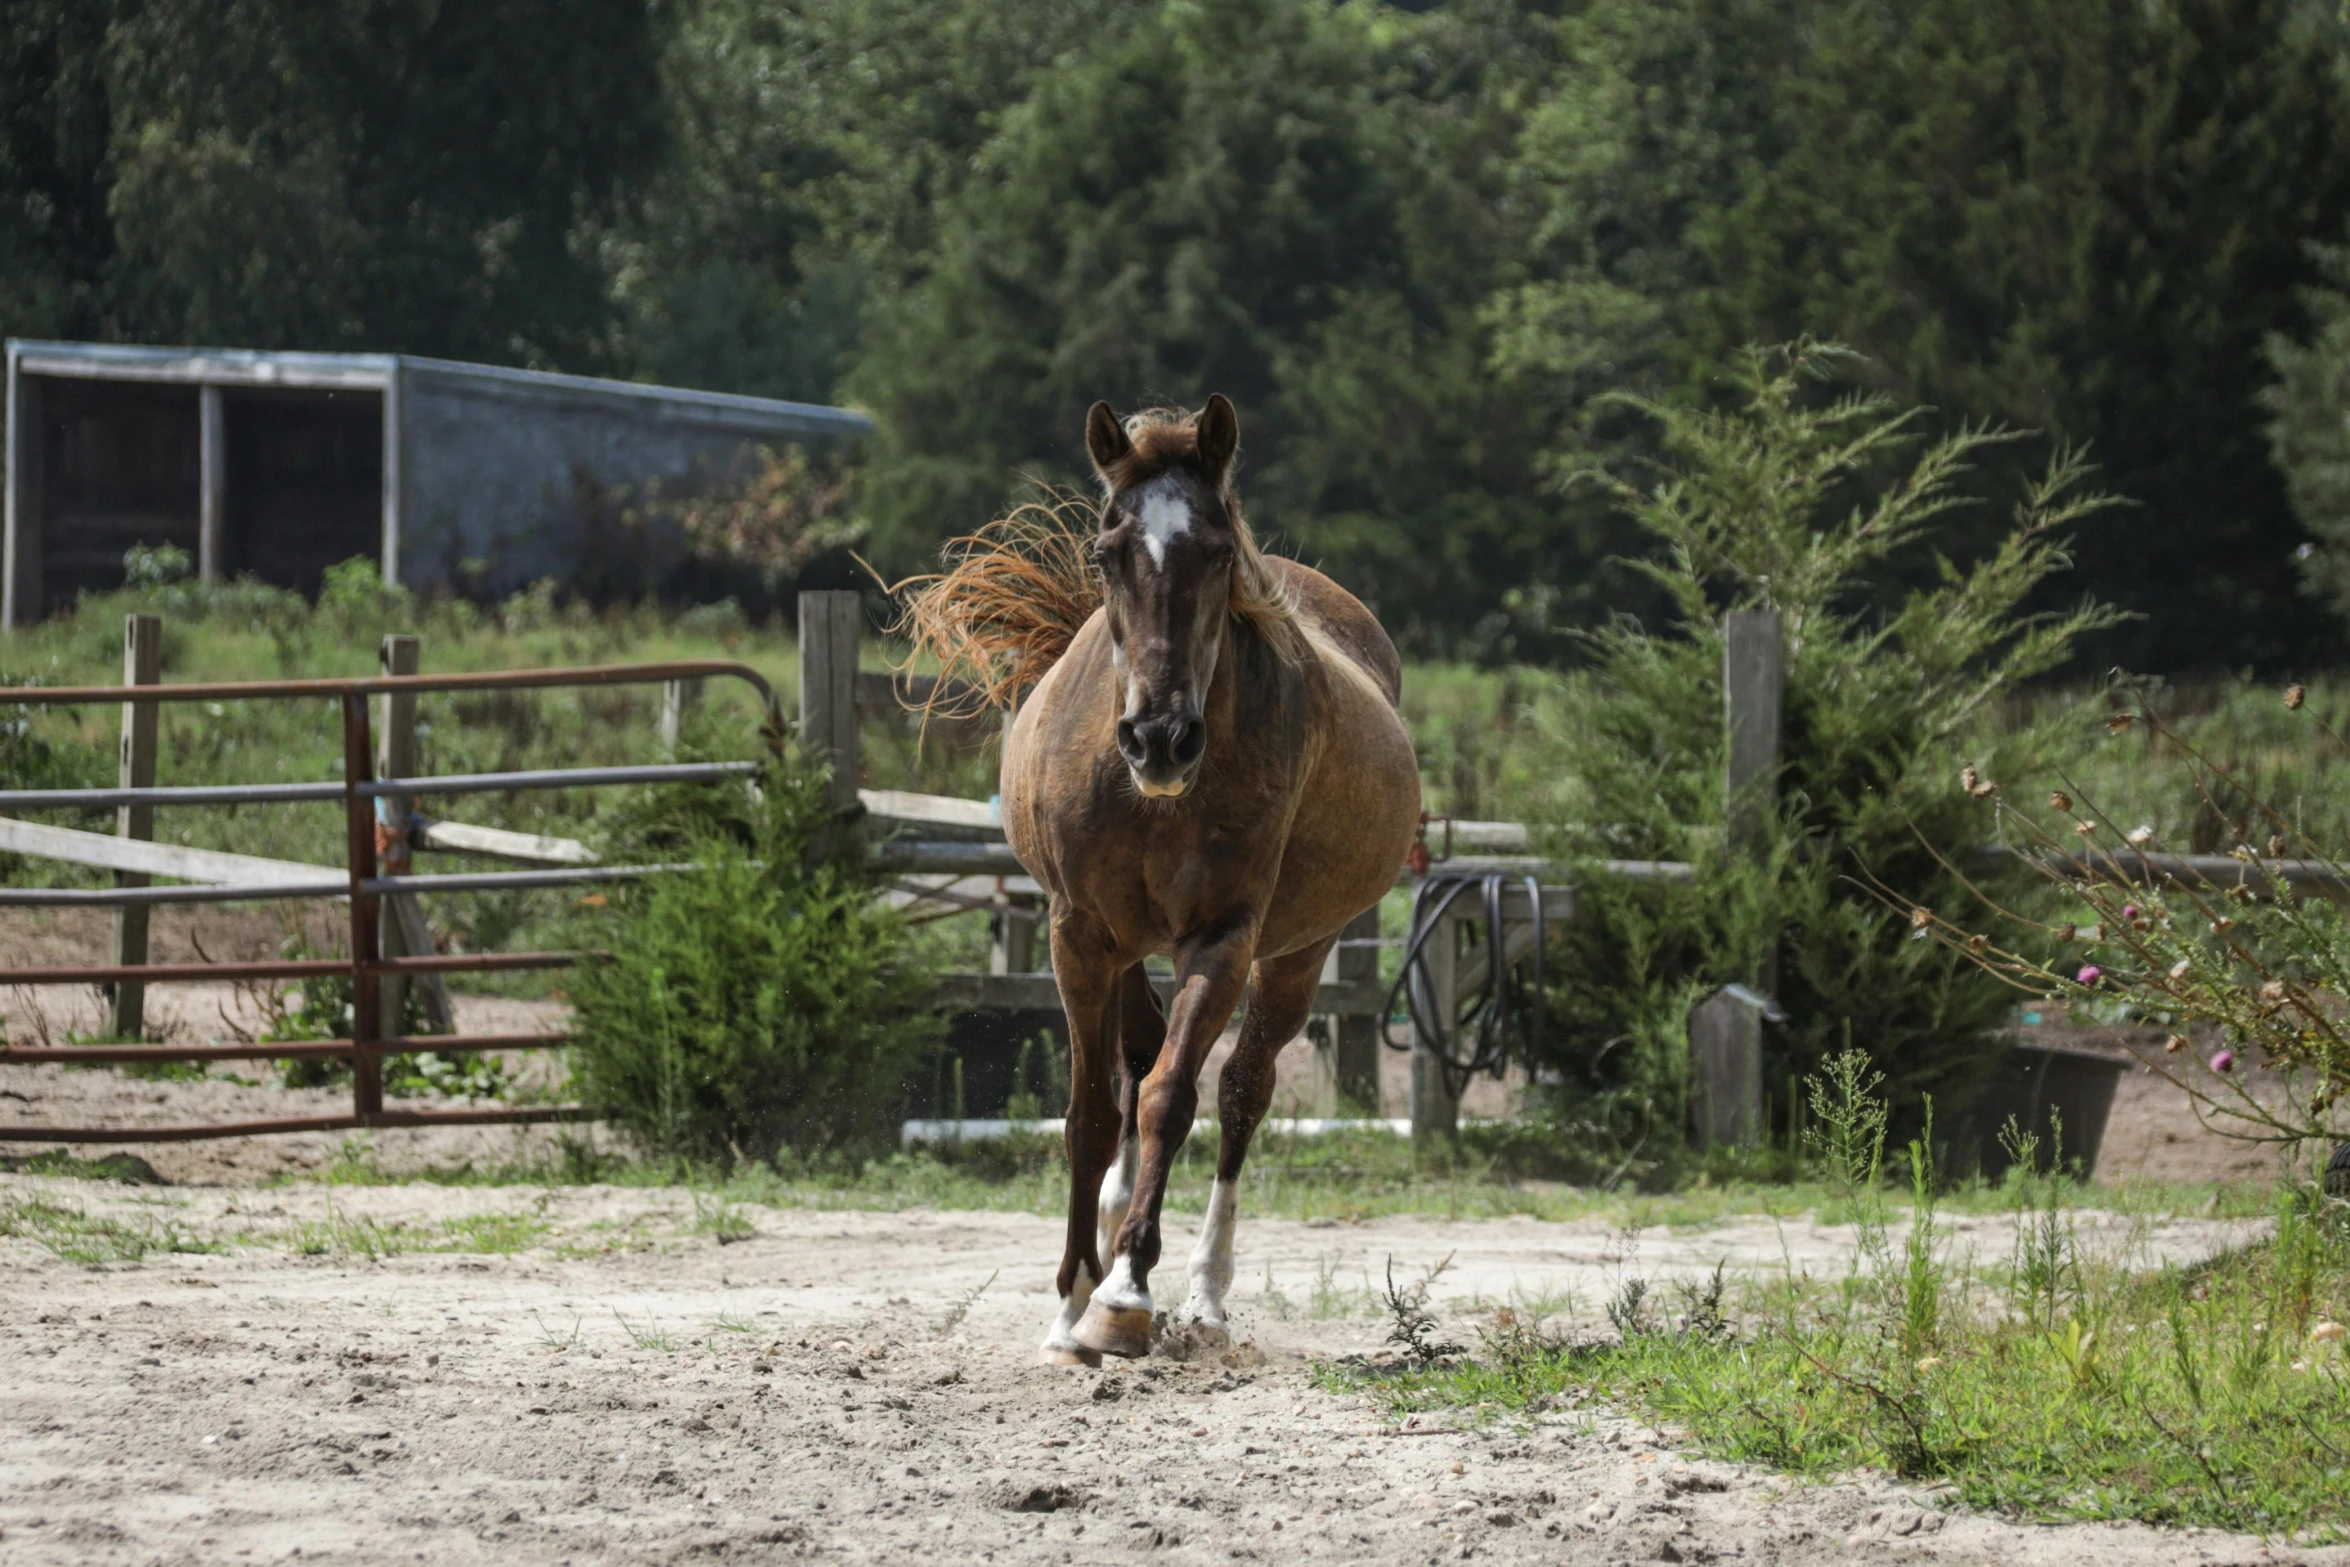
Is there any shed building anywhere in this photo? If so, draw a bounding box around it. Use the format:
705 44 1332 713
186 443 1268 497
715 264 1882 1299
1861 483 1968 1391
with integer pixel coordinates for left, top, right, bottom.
2 340 871 629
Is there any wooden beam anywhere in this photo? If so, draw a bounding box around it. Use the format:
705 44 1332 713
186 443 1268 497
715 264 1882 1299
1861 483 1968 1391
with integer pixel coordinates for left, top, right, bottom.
415 819 597 866
931 971 1385 1016
0 816 339 885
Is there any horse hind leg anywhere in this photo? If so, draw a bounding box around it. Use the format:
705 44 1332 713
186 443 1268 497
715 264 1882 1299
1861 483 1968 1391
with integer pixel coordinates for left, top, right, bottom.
1096 965 1164 1266
1180 936 1334 1334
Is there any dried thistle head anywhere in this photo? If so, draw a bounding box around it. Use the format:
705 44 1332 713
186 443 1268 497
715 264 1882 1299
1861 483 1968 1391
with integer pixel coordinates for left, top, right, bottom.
2211 916 2235 934
1960 764 1979 794
1910 906 1934 930
2285 683 2306 711
1967 933 1989 953
2048 789 2072 812
2269 834 2288 859
2076 820 2099 837
2055 921 2077 942
2166 1034 2187 1054
2106 713 2134 735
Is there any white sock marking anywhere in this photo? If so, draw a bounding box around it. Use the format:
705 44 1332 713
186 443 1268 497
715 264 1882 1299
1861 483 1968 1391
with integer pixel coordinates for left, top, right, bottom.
1180 1177 1238 1326
1098 1138 1137 1264
1040 1268 1096 1355
1136 479 1193 570
1094 1252 1151 1313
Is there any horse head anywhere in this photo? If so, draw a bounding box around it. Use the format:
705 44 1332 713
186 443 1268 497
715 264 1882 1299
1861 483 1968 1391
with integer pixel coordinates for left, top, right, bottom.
1083 394 1245 799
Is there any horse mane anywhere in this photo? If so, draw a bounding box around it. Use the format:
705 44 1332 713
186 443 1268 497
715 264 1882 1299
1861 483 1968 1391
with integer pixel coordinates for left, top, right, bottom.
890 409 1302 717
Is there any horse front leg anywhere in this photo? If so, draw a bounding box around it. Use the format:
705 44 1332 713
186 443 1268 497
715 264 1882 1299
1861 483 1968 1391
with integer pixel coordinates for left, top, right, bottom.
1097 964 1166 1272
1073 920 1257 1359
1179 936 1335 1335
1039 919 1122 1368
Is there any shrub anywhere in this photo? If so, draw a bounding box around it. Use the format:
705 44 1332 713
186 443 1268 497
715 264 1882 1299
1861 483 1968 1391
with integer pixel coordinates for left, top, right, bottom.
566 746 941 1165
1913 691 2350 1153
1528 342 2122 1169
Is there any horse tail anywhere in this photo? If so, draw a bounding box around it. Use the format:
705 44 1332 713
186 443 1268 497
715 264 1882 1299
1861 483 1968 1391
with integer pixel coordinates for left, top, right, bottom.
886 487 1105 716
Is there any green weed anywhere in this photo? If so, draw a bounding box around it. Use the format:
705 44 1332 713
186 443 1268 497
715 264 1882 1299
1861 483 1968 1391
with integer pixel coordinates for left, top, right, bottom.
1325 1060 2350 1538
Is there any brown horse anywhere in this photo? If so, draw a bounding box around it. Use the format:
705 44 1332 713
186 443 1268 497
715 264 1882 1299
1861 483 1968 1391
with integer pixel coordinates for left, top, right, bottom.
980 395 1422 1363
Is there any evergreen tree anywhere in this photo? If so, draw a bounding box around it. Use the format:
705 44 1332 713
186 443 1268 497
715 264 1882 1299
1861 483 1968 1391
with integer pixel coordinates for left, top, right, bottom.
1689 0 2350 671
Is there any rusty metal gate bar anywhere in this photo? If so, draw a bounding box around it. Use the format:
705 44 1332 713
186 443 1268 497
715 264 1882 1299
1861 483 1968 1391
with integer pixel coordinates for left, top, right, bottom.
0 659 777 1144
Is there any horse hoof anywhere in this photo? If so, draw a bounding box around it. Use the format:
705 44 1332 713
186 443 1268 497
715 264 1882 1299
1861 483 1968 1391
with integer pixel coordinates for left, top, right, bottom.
1071 1302 1153 1360
1037 1344 1102 1368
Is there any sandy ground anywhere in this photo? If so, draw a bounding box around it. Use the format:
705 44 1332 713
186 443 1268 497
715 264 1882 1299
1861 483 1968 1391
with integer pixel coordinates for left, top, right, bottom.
4 908 2336 1564
1 1176 2329 1567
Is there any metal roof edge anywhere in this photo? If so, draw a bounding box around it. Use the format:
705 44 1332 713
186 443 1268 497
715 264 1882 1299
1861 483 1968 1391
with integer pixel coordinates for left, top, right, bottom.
8 339 397 388
393 355 873 435
5 340 871 435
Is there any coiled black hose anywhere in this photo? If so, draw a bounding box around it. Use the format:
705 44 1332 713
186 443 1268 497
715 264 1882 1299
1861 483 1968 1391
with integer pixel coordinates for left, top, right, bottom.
1379 872 1547 1100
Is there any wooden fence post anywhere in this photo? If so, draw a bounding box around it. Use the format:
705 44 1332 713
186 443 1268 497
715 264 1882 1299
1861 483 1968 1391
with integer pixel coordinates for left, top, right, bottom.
797 590 861 811
377 634 452 1040
1409 914 1461 1144
660 676 705 755
1689 986 1766 1149
1711 606 1785 1145
1333 907 1382 1113
107 614 161 1039
1724 607 1784 857
990 891 1038 975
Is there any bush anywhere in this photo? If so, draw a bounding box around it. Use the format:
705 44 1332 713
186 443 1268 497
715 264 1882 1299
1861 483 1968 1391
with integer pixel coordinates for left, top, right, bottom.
1528 342 2122 1169
566 747 941 1165
1916 692 2350 1152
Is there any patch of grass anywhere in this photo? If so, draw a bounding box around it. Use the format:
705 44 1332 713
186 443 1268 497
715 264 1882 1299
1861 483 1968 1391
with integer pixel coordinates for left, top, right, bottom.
613 1309 683 1352
0 1196 221 1262
0 1151 167 1184
257 1200 547 1258
1323 1054 2350 1539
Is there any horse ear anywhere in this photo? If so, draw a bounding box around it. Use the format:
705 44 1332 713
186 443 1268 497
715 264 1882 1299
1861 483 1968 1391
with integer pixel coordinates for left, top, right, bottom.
1196 393 1239 485
1085 401 1131 477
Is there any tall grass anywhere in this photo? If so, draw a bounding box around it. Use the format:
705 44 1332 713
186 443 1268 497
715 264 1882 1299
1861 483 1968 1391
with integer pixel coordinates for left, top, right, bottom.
1331 1053 2350 1537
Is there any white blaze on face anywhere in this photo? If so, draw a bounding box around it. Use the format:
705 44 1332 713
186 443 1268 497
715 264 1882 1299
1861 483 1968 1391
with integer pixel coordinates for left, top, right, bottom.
1134 478 1194 571
1179 1177 1239 1327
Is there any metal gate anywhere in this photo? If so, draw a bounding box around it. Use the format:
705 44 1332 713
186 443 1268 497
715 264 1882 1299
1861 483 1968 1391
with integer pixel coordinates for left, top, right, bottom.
0 656 776 1142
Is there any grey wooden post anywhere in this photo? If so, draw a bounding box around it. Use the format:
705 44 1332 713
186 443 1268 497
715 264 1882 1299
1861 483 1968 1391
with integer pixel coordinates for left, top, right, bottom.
1409 913 1461 1143
1690 987 1767 1148
660 677 705 755
1724 608 1784 854
1711 606 1784 1144
797 590 862 810
108 614 162 1039
377 634 452 1039
198 384 226 584
990 892 1037 975
1333 907 1382 1113
4 363 44 631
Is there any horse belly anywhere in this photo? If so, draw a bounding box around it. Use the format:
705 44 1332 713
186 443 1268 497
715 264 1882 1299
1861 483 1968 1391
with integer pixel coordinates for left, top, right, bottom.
1253 691 1418 959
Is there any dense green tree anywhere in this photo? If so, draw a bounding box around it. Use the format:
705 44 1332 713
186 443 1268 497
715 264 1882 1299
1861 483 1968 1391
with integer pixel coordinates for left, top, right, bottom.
1687 0 2350 671
1 0 669 366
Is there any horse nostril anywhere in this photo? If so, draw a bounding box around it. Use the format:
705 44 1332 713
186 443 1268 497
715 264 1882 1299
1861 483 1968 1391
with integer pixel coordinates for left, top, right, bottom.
1116 718 1145 764
1170 716 1206 767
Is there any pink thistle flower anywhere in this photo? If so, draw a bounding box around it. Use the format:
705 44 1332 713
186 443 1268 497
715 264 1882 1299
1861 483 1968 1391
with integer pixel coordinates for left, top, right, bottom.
2209 1050 2236 1074
2120 904 2140 921
2076 965 2103 986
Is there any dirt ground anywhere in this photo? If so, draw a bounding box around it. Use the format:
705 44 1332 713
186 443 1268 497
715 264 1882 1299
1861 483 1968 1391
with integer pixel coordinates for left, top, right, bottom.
1 1175 2326 1567
5 909 2335 1564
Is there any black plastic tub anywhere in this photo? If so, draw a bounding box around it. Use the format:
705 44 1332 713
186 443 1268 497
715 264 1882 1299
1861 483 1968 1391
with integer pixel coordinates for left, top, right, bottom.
1966 1043 2128 1181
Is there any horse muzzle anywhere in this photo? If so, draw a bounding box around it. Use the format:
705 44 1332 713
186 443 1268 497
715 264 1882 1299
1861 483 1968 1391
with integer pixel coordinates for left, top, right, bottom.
1117 712 1205 797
